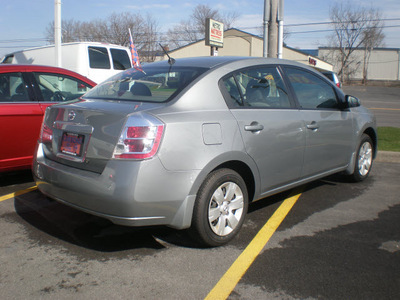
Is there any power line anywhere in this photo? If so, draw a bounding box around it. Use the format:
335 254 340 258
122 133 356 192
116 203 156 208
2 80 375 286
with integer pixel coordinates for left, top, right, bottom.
285 18 400 27
1 20 399 50
1 18 399 44
289 24 400 35
0 39 49 44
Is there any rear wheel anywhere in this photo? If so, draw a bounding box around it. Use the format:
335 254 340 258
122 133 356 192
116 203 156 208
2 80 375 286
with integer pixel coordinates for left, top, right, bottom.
349 134 374 182
190 168 248 247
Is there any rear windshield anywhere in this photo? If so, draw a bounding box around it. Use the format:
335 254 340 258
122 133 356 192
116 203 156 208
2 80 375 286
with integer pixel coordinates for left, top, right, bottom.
84 65 207 103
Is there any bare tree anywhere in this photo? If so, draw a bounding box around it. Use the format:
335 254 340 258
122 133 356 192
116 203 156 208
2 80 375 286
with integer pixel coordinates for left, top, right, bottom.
45 12 160 62
166 4 239 49
327 3 385 83
141 14 160 62
45 19 84 43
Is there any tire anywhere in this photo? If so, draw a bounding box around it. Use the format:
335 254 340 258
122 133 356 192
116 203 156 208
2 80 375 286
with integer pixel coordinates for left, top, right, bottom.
190 168 248 247
349 134 374 182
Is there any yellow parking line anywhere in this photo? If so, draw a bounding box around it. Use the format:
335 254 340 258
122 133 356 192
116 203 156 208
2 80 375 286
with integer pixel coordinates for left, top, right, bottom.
0 186 37 202
205 189 302 300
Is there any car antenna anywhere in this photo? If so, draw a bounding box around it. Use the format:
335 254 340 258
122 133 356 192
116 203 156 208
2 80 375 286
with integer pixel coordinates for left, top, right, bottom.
159 44 175 65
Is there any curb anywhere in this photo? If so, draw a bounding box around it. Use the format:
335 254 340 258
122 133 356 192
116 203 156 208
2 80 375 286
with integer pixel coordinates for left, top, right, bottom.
376 151 400 163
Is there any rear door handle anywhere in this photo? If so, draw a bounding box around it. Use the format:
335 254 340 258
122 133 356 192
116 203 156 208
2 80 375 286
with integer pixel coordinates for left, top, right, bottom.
306 121 319 130
245 122 264 132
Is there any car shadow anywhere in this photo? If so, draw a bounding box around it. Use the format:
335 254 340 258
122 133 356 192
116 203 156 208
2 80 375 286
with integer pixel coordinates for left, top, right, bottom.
0 169 33 185
12 173 373 253
13 192 194 254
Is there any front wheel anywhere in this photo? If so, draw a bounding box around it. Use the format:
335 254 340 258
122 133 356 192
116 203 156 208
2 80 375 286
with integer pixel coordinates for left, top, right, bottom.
190 168 248 247
349 134 374 182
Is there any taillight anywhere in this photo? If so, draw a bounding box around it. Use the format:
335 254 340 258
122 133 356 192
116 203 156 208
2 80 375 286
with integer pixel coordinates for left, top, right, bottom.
113 116 164 160
40 123 53 143
39 107 54 144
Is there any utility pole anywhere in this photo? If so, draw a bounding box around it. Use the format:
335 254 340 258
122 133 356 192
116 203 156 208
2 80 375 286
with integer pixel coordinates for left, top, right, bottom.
54 0 62 67
263 0 270 57
277 0 284 59
268 0 278 58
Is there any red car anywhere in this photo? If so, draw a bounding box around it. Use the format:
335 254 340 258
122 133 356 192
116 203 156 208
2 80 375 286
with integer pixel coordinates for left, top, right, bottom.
0 64 95 172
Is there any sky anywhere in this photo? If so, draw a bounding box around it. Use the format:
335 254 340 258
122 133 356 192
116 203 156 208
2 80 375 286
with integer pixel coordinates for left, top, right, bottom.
0 0 399 58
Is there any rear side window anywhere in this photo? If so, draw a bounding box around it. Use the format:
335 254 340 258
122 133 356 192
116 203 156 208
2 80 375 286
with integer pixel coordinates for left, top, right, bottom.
222 66 291 108
0 72 30 102
110 48 131 70
33 73 93 102
88 47 111 69
222 76 243 107
285 68 338 109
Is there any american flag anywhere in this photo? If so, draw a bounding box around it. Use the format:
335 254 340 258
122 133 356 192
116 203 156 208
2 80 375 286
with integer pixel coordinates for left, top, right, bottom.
128 28 142 71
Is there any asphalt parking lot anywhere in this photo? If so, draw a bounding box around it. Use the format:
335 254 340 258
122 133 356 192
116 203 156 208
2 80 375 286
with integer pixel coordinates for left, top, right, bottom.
1 160 399 299
1 85 399 299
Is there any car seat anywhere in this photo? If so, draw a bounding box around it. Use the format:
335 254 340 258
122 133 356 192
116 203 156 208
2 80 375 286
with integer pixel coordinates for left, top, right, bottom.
130 82 152 96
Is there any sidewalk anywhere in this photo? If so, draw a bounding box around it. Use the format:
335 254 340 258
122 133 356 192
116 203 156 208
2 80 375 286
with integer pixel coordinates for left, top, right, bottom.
376 151 400 163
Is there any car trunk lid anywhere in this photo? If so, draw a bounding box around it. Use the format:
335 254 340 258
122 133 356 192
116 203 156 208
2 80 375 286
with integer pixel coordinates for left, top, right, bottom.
41 99 163 173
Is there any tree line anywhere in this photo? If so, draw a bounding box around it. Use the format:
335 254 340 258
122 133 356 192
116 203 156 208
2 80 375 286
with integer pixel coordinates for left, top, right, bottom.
45 3 385 82
45 5 238 63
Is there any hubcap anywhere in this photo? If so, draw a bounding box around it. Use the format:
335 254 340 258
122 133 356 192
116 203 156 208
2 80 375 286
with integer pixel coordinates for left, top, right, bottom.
208 182 244 236
358 141 372 176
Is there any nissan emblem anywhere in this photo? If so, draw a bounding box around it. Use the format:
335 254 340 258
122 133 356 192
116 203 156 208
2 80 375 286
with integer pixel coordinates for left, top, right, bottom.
68 110 76 121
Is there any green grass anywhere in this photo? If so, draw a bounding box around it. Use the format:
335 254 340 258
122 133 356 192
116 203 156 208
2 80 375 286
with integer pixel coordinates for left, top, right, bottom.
377 127 400 152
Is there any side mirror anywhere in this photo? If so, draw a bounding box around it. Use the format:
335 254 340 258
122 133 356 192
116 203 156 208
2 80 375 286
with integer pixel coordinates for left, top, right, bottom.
345 95 361 107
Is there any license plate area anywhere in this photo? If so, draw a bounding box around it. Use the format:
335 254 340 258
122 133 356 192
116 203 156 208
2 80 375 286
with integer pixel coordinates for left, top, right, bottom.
60 132 85 157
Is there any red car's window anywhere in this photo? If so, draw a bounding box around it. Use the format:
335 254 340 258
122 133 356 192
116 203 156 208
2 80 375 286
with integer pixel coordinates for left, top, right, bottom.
0 72 30 102
33 73 93 102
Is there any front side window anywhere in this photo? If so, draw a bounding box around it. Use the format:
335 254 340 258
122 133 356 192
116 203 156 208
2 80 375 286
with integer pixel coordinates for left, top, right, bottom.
222 66 291 108
0 72 29 102
88 46 111 69
34 73 92 102
110 48 131 70
285 68 339 109
84 65 207 103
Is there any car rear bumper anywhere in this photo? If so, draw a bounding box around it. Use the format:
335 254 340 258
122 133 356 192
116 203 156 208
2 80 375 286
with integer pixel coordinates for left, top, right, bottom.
33 143 198 229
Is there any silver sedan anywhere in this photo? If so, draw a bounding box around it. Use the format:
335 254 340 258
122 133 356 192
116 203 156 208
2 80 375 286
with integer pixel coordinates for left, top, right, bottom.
33 56 377 247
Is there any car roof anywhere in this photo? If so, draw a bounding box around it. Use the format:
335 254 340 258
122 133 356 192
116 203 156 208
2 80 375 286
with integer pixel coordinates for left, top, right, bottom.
0 64 96 86
146 56 316 73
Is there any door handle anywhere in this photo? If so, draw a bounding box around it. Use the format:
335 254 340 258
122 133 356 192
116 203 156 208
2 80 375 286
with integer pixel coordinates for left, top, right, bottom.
306 121 319 130
245 122 264 132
